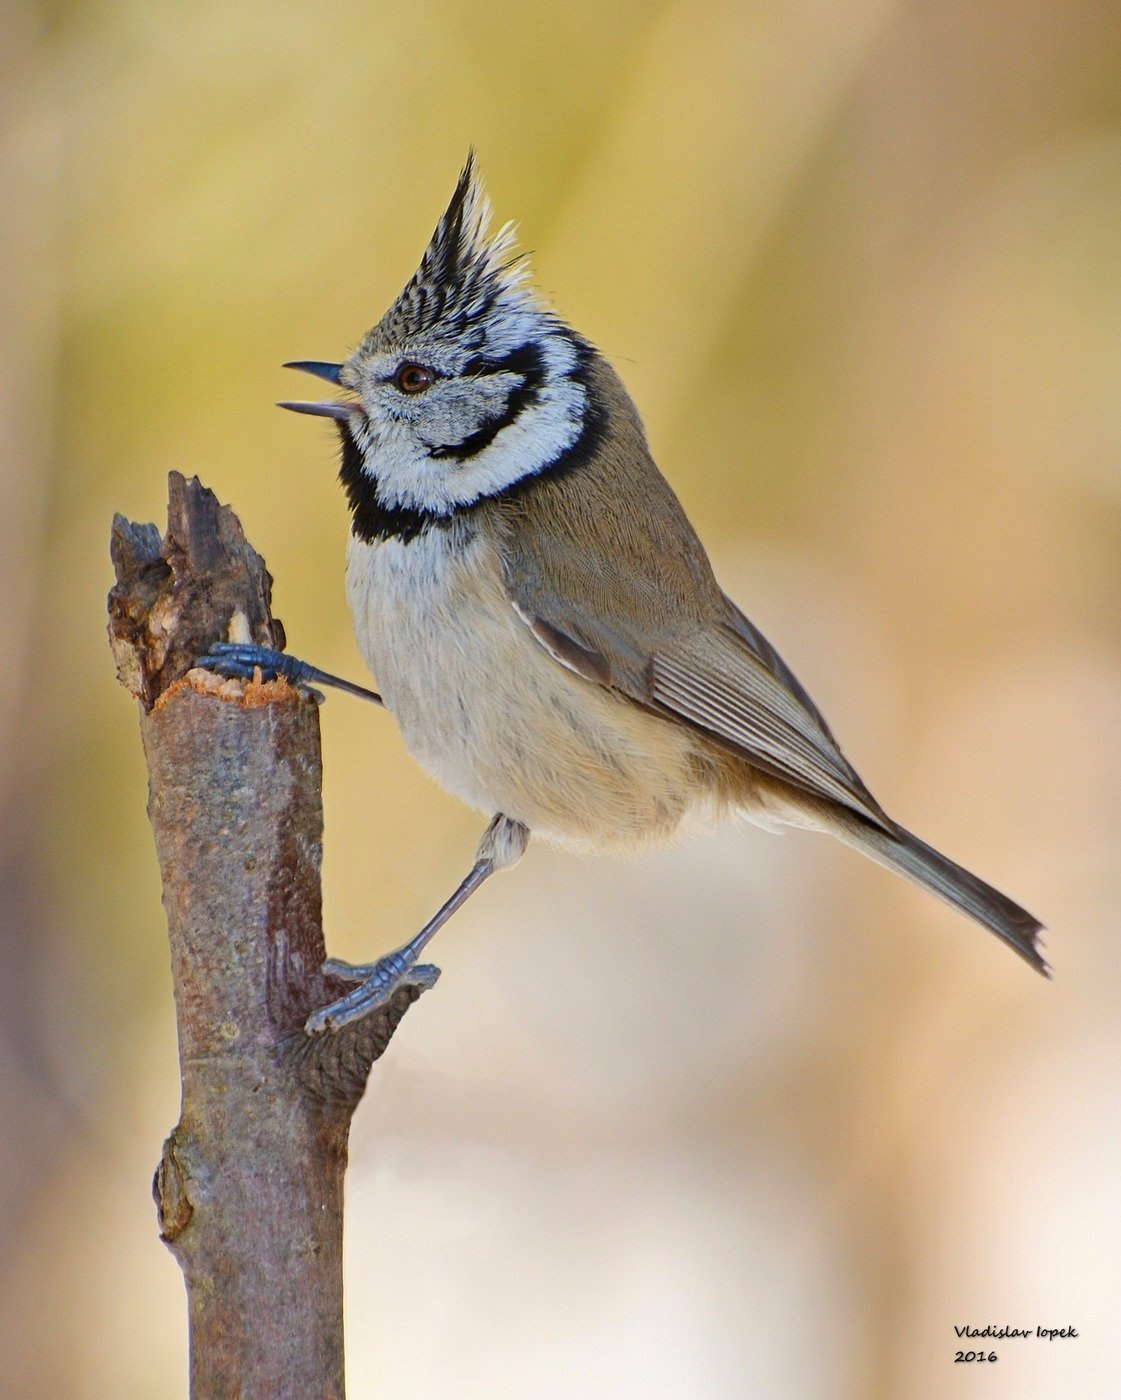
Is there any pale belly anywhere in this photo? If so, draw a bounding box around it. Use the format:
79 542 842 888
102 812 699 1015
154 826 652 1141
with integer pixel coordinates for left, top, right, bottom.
346 528 703 848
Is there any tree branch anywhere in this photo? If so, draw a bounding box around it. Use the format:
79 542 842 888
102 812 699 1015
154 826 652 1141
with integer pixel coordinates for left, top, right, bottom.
108 471 435 1398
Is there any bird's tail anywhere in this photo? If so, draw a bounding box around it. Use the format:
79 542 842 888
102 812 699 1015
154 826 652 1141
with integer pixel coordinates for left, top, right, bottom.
833 816 1049 975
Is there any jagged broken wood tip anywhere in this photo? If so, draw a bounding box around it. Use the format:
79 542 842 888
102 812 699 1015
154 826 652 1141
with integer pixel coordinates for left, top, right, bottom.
108 471 285 709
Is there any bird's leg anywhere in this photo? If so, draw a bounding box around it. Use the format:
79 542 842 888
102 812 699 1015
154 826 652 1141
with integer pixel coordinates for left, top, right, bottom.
195 642 382 706
305 814 530 1036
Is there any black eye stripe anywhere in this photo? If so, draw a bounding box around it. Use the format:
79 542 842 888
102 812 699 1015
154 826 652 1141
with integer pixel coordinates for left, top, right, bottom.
461 343 544 380
378 342 541 387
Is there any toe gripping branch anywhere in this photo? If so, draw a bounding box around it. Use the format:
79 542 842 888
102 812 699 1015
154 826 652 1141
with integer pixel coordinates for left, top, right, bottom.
196 642 383 706
291 967 441 1110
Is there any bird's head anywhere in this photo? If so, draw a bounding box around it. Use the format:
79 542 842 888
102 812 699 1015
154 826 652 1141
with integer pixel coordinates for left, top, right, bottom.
282 154 598 532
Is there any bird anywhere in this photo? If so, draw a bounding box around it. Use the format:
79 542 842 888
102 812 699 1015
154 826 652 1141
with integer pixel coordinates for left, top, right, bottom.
201 154 1047 1034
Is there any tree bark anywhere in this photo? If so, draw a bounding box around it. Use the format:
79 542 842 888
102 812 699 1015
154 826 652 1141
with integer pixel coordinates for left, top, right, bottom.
108 472 435 1398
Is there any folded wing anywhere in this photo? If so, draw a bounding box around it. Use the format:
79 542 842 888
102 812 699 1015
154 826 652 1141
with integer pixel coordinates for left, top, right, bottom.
505 551 890 831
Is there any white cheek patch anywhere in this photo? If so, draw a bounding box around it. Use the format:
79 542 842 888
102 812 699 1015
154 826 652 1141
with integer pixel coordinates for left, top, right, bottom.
362 331 587 514
442 369 584 505
411 372 524 458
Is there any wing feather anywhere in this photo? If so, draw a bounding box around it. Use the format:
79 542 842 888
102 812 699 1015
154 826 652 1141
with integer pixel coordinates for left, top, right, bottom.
649 642 888 825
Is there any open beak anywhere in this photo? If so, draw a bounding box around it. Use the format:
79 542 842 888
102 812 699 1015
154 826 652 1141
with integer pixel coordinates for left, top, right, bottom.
278 360 356 421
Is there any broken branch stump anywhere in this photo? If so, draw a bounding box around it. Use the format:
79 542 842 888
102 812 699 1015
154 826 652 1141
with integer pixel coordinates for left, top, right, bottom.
108 471 435 1398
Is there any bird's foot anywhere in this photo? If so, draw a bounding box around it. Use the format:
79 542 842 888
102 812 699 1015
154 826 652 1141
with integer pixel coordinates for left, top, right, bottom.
194 643 383 706
306 952 441 1036
195 642 325 700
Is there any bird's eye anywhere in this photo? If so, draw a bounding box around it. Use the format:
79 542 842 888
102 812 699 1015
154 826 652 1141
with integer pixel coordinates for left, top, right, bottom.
393 362 435 395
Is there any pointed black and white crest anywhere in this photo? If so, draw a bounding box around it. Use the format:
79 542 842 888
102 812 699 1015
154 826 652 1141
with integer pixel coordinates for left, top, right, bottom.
369 153 536 349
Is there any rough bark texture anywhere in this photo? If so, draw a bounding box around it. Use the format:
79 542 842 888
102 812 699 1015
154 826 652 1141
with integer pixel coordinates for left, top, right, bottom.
109 472 434 1398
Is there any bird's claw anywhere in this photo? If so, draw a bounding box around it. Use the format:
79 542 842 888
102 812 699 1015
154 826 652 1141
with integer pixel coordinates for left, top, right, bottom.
194 642 325 701
306 958 441 1036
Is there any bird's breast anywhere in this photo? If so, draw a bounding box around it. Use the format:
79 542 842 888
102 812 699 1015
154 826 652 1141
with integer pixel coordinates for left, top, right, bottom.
344 522 704 846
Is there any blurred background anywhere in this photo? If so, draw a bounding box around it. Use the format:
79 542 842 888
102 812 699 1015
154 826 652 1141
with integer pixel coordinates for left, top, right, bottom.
2 1 1120 1395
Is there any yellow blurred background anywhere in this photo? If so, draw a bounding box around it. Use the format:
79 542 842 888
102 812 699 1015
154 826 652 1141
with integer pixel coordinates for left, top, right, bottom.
2 1 1120 1395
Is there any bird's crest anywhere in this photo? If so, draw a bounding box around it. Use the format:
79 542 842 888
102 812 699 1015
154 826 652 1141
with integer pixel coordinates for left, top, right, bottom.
376 153 533 342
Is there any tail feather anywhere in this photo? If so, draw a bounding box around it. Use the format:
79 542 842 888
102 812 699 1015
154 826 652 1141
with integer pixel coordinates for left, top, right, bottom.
835 817 1049 975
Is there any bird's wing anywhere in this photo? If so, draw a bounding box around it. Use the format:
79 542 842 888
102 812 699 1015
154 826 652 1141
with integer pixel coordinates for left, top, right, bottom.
493 471 890 832
718 593 843 749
